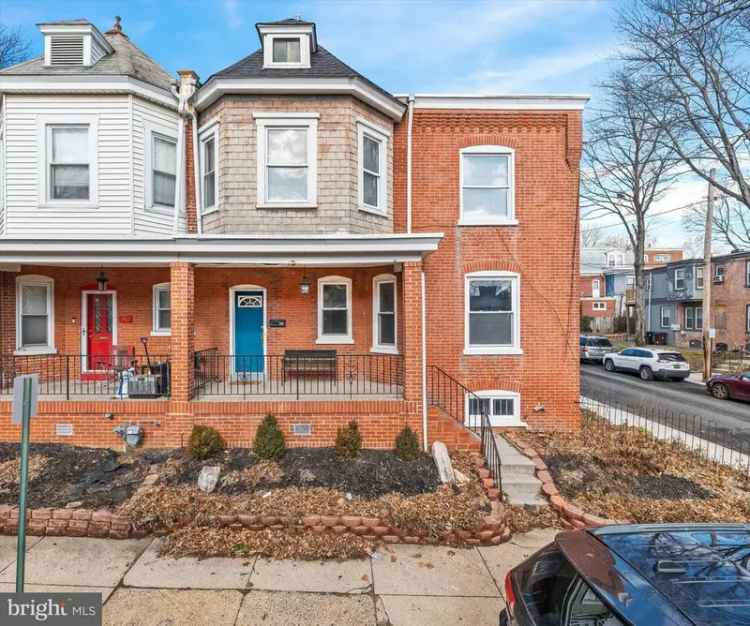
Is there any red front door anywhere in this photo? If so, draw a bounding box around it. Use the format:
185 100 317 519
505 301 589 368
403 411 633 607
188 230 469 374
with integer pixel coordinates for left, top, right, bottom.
86 293 114 371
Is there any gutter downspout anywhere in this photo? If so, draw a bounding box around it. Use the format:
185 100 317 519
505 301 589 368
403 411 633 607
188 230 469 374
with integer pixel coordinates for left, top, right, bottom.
170 84 184 234
192 109 202 235
406 94 415 234
421 269 428 451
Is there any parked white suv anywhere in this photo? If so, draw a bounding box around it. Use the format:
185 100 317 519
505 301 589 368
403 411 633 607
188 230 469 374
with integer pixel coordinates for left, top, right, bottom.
603 347 690 381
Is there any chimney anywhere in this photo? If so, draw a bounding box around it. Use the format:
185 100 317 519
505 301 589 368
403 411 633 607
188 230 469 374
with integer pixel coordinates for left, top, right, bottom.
105 16 126 37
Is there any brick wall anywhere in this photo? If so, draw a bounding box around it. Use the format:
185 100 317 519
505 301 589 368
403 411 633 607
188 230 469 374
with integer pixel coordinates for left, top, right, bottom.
404 109 583 430
712 255 750 349
199 95 394 235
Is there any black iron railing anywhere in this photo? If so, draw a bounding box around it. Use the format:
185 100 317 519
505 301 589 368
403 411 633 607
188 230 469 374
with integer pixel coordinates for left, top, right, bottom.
192 353 404 399
427 365 503 499
0 353 171 400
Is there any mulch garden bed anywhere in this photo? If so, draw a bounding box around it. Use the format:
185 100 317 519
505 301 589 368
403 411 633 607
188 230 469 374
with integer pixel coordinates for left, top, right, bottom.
160 447 441 498
513 417 750 524
0 443 167 509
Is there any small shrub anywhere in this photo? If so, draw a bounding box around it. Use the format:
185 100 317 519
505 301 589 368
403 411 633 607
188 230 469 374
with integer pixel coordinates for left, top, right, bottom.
394 426 421 461
335 421 362 459
253 414 286 460
188 425 226 460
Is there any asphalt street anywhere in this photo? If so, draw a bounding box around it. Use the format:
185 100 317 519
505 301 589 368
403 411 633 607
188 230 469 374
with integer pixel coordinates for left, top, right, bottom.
581 363 750 450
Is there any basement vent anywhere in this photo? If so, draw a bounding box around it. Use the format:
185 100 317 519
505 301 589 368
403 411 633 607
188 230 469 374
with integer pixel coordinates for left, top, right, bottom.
291 423 312 436
55 423 74 437
50 36 84 66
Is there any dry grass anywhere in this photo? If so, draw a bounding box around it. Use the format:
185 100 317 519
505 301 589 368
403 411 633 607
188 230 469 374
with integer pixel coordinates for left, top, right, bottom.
518 419 750 523
0 455 49 485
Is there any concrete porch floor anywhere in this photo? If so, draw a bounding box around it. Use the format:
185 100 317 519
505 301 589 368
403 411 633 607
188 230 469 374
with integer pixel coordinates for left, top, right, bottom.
0 529 558 625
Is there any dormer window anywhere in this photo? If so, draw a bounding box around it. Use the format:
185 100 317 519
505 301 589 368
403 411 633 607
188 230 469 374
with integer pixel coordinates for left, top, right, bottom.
257 19 316 69
273 38 301 64
39 20 113 68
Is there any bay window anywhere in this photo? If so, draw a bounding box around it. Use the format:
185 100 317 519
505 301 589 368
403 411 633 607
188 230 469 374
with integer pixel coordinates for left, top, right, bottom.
465 271 521 355
358 121 388 214
200 126 218 212
255 114 318 208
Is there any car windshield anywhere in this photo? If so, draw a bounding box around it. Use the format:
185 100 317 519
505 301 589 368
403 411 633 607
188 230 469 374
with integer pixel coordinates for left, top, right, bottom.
588 338 612 347
601 528 750 626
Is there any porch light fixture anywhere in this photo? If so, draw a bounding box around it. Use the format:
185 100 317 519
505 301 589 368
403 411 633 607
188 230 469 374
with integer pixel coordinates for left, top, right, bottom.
96 271 109 291
299 276 311 295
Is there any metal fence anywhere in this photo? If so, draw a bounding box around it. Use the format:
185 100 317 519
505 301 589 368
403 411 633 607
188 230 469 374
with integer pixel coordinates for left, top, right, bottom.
192 352 404 399
428 366 503 500
580 396 750 478
0 353 171 400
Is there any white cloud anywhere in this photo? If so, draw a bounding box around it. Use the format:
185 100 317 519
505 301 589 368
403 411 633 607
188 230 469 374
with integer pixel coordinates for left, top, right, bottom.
224 0 243 30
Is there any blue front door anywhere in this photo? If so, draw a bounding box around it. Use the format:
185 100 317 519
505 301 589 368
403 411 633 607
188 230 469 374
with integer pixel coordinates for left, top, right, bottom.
234 291 264 375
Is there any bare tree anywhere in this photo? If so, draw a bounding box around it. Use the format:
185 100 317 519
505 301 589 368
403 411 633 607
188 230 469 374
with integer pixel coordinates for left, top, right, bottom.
620 0 750 209
682 194 750 250
581 225 603 248
0 25 31 69
581 71 679 345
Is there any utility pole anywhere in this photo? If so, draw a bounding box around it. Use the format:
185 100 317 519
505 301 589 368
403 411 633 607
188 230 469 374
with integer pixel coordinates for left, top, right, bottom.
702 169 715 382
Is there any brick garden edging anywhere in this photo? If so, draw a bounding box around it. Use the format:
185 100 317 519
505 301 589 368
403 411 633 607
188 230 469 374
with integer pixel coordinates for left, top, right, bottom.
504 434 625 529
0 453 511 546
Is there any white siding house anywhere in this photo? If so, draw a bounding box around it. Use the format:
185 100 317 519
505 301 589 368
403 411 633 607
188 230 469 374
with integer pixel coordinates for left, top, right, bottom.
0 18 182 238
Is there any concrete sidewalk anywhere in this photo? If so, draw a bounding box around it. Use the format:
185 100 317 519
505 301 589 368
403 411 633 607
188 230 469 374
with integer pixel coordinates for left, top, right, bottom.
0 528 558 625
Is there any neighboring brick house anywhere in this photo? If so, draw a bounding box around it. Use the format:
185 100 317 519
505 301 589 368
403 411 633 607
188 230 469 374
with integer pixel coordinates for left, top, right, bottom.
711 251 750 351
0 17 586 449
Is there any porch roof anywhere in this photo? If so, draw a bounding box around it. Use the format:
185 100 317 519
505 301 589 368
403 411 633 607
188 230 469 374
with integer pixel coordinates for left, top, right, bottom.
0 232 443 267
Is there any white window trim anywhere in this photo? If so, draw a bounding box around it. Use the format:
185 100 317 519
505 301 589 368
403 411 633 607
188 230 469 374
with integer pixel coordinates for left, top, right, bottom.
357 121 389 216
199 124 219 215
371 273 398 354
145 127 178 212
466 390 524 427
746 260 750 287
695 266 704 290
15 275 55 355
317 275 353 344
674 268 686 290
37 115 98 209
459 145 517 226
464 270 522 355
255 114 318 209
746 304 750 334
660 305 672 328
262 33 311 69
151 282 171 336
685 306 694 330
592 301 607 311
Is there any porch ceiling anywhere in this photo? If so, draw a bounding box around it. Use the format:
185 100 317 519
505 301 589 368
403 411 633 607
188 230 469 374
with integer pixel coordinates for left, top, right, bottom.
0 233 443 267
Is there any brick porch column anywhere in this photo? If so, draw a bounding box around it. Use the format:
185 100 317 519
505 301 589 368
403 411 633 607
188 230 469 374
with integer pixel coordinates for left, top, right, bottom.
402 260 424 403
169 261 195 401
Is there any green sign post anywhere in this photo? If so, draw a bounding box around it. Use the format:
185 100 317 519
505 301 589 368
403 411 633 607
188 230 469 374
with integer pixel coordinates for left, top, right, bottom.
12 374 38 593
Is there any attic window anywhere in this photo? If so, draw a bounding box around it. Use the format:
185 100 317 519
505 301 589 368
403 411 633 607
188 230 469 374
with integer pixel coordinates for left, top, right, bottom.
50 36 84 66
273 38 301 63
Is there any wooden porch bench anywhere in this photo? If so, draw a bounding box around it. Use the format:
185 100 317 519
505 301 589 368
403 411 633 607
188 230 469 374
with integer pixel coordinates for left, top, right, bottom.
282 350 337 382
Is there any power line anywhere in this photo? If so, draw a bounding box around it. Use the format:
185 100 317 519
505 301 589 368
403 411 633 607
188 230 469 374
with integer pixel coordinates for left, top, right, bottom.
581 197 710 233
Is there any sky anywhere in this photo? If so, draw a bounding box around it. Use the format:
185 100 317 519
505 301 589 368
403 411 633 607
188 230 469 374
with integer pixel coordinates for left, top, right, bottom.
0 0 700 251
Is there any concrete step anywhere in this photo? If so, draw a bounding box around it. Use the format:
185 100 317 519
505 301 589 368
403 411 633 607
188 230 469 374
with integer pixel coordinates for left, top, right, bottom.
502 485 548 509
494 433 545 507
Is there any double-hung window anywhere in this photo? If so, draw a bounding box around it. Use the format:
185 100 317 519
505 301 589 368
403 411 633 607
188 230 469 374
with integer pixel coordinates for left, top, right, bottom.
746 261 750 287
465 271 521 355
152 283 171 335
372 274 397 353
695 266 704 290
16 276 54 353
152 134 177 208
273 38 301 63
200 126 218 212
661 306 672 328
358 121 388 214
674 268 686 290
747 304 750 333
317 276 352 343
460 146 515 225
48 125 90 201
255 114 318 208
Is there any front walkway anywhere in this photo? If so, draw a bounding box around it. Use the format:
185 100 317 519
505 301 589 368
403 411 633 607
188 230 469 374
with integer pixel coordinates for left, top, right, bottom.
0 529 558 625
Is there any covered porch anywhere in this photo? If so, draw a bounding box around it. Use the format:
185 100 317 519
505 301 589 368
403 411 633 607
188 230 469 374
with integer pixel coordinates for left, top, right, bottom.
0 233 439 405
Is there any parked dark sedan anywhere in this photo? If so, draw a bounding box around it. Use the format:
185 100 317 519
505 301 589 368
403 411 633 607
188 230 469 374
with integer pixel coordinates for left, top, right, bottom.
500 523 750 626
707 372 750 402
